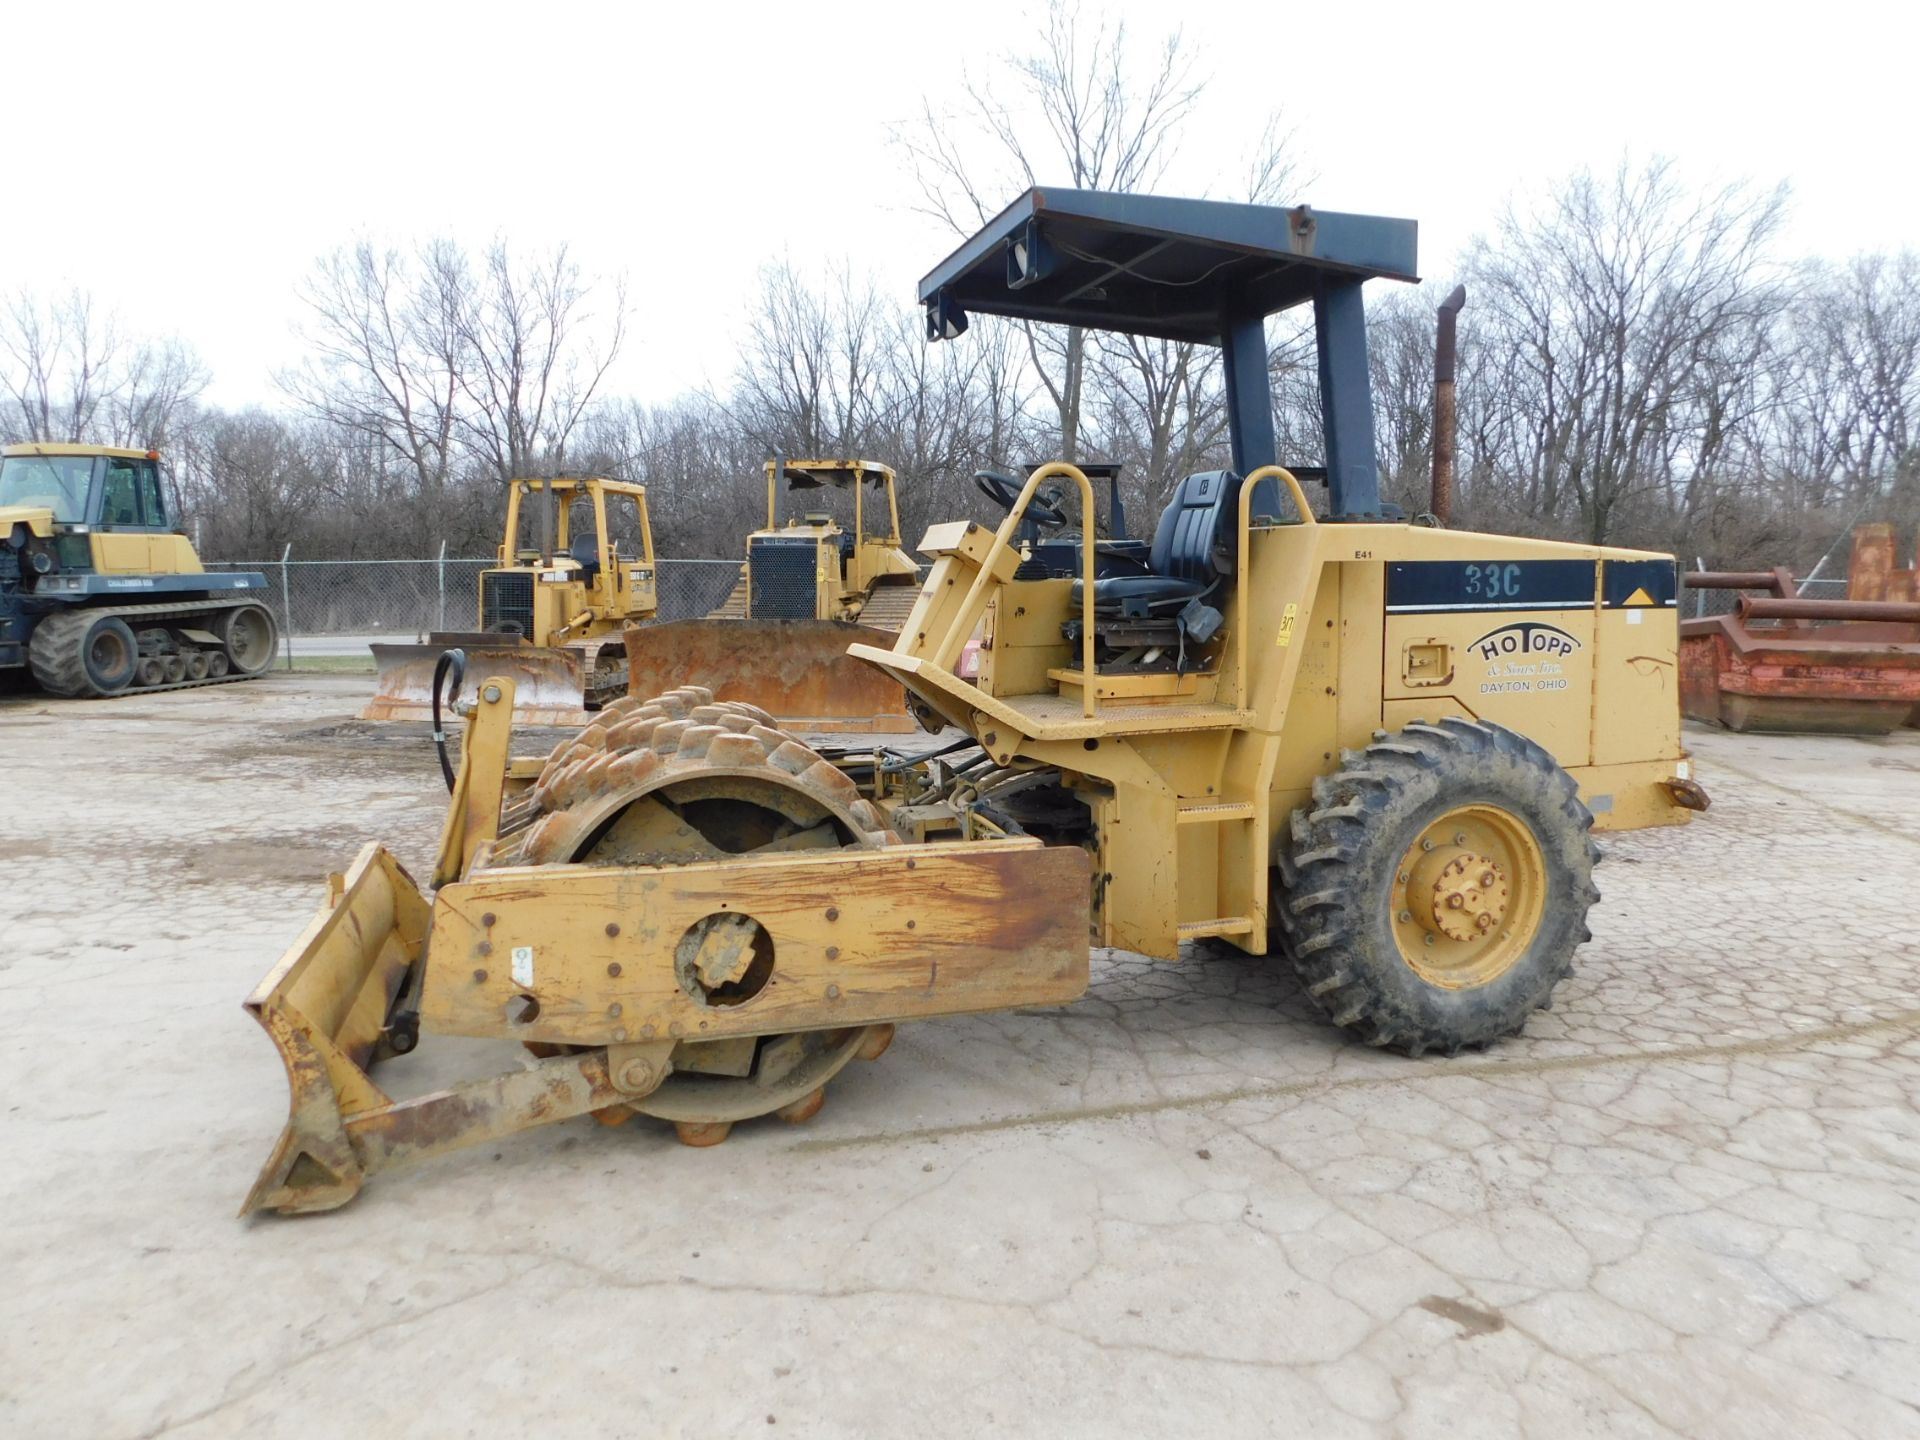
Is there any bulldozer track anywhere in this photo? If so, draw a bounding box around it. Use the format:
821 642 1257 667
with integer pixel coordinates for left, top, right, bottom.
855 583 919 632
703 568 750 620
28 597 277 699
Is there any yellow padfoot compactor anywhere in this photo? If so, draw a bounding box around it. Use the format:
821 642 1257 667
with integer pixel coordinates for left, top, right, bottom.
242 186 1706 1215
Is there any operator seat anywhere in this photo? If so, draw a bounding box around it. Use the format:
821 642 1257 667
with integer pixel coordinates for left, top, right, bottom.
568 533 601 582
1070 470 1244 619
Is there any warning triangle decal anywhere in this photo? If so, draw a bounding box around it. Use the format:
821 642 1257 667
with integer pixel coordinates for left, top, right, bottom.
1622 587 1655 607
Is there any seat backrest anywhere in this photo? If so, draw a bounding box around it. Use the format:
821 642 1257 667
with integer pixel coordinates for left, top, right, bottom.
569 532 600 573
1148 470 1242 583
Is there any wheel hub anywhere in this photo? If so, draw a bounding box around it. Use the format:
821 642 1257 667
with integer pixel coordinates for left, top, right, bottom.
1409 846 1510 942
1391 802 1547 990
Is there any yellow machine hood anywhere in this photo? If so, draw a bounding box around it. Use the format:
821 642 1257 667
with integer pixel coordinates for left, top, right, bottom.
0 504 55 538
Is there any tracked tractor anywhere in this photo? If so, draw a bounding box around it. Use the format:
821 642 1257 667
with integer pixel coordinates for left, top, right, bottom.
624 458 920 731
0 443 277 697
240 187 1704 1216
362 477 657 726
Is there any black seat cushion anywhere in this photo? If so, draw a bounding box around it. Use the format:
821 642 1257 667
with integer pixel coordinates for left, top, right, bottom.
569 534 601 579
1070 573 1206 610
1063 470 1242 617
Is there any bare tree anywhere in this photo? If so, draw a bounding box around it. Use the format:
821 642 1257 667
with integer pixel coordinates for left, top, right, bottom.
1461 157 1788 543
454 241 628 481
904 0 1206 463
0 289 207 446
280 237 626 498
280 242 464 498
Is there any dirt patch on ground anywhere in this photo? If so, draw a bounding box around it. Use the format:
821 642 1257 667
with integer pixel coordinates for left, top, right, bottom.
171 836 369 888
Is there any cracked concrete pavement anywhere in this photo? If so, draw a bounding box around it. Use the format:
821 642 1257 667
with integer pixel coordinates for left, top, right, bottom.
2 674 1917 1438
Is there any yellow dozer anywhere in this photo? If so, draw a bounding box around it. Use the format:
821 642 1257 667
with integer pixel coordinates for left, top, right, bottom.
623 458 920 731
239 187 1706 1216
362 477 657 726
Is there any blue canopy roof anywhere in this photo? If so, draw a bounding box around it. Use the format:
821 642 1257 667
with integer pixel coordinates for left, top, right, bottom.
918 186 1418 344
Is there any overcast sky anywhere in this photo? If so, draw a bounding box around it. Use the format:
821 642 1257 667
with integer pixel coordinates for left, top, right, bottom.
6 0 1912 410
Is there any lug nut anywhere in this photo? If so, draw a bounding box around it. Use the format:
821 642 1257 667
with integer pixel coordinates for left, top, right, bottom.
1480 872 1496 888
1446 894 1464 909
1424 933 1436 946
1397 909 1412 924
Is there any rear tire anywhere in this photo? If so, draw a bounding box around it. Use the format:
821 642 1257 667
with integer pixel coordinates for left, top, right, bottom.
217 604 278 676
27 611 138 698
1276 717 1599 1056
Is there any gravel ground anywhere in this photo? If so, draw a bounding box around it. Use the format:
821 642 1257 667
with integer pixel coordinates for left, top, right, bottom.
2 673 1916 1439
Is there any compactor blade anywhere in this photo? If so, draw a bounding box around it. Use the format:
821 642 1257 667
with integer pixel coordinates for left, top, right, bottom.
622 619 914 732
360 640 593 727
241 844 431 1216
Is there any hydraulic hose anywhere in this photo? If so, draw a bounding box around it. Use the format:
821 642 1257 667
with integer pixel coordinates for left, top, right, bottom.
432 648 467 793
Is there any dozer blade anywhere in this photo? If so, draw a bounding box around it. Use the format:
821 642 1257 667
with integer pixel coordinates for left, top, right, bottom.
243 836 1092 1215
361 640 594 727
241 843 430 1216
241 843 648 1216
622 618 914 733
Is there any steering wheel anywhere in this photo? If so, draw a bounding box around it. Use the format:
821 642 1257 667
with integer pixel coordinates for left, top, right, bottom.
973 469 1068 529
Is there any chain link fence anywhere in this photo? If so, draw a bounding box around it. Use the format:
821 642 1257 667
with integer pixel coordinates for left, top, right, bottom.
203 552 1863 664
203 555 745 663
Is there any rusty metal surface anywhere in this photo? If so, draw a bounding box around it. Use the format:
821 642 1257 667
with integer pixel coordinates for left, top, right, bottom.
1849 524 1895 602
1680 612 1920 735
1684 569 1795 594
361 640 598 727
621 619 914 732
1429 284 1466 525
1737 596 1920 625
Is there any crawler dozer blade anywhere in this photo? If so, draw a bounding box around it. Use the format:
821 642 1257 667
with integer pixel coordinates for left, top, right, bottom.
622 619 915 732
361 639 595 727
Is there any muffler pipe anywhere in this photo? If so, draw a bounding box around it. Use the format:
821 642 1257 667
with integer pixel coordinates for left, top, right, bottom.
1430 284 1467 526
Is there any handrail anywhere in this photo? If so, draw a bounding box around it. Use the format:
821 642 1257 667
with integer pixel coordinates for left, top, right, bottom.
935 461 1099 718
1234 465 1313 702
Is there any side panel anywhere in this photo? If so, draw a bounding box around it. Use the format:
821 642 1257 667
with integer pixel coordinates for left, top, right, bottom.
90 532 154 575
1592 559 1683 764
1381 557 1599 768
978 579 1074 696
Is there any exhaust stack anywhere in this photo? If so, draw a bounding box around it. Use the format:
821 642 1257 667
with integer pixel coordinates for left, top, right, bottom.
1430 285 1467 525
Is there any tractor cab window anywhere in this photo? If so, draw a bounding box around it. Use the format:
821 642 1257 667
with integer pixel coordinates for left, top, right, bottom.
96 456 164 527
0 453 95 523
604 493 647 560
101 461 142 526
139 463 167 529
565 499 600 570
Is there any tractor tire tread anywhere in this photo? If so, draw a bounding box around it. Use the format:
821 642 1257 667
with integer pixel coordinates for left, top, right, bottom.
1275 718 1597 1057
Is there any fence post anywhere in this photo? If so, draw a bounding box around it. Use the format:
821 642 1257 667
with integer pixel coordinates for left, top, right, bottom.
1694 555 1705 618
437 539 447 638
279 543 294 672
